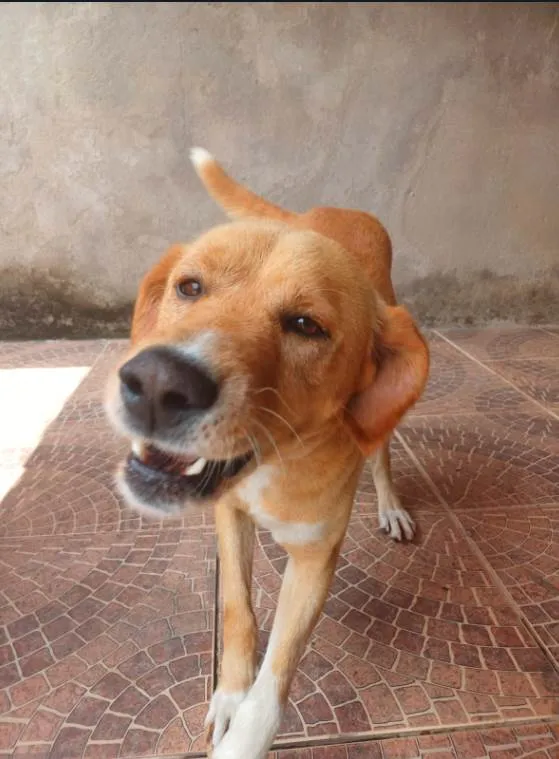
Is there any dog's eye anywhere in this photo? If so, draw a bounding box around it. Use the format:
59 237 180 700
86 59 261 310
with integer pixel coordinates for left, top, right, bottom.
283 315 329 339
176 278 203 299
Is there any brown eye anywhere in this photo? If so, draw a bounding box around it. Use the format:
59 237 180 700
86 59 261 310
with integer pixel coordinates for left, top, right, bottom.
283 315 329 339
176 278 203 299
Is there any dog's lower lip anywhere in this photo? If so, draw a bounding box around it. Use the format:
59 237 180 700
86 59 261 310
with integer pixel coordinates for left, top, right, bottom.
135 443 200 476
125 448 253 489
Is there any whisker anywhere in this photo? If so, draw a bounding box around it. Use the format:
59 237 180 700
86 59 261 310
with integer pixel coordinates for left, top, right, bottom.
196 457 217 497
244 430 262 468
255 405 304 447
225 435 236 470
253 386 295 415
251 419 285 471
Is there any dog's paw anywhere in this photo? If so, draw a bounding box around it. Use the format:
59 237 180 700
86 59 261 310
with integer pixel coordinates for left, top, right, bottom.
379 506 415 541
211 689 281 759
205 689 248 749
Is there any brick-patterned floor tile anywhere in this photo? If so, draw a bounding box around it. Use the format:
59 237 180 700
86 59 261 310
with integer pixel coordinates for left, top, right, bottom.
399 413 559 509
49 341 128 426
0 342 215 537
0 424 133 537
487 359 559 413
251 513 559 742
3 333 559 757
0 530 215 756
458 506 559 668
269 722 559 757
353 447 441 518
439 328 559 361
411 341 535 417
0 340 108 370
0 420 215 537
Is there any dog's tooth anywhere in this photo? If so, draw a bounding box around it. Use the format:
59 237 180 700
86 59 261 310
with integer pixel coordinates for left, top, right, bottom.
185 458 206 476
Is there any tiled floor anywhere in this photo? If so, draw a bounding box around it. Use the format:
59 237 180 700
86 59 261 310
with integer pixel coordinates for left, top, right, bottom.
0 328 558 758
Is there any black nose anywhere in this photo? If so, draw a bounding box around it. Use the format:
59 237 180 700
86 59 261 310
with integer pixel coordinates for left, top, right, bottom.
119 347 219 433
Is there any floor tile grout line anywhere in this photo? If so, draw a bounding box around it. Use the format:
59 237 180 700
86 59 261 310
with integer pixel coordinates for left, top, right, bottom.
484 356 559 364
282 715 559 754
433 330 559 422
270 715 559 753
211 549 221 693
408 410 557 419
396 428 559 681
349 501 559 521
447 511 559 682
407 410 538 419
438 501 559 514
0 525 219 542
394 430 449 511
538 326 559 338
435 326 559 358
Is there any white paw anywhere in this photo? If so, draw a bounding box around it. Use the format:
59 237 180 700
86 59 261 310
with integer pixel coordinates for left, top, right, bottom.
205 688 247 748
379 506 415 541
212 687 281 759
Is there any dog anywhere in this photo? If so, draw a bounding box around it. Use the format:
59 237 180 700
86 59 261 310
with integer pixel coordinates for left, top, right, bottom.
105 148 429 759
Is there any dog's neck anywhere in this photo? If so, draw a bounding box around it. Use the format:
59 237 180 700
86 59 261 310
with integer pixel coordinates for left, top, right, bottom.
233 416 364 516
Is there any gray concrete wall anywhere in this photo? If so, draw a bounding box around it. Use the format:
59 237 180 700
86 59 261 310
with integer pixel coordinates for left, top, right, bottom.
1 2 558 337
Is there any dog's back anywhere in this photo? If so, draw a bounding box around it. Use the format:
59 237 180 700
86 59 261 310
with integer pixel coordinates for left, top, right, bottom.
189 148 397 305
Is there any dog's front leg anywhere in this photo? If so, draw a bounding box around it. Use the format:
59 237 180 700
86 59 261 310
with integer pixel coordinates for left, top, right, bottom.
212 541 341 759
206 498 257 748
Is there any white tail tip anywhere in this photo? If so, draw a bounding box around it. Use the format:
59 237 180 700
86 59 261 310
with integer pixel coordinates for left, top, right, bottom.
189 146 214 169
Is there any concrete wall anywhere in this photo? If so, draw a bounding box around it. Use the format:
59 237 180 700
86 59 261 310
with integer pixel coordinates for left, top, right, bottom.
1 2 558 337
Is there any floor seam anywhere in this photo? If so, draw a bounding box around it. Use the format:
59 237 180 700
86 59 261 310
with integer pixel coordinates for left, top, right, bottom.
396 429 559 683
433 330 559 422
444 502 559 513
128 714 559 758
270 714 559 752
539 326 559 338
407 410 541 419
212 550 221 694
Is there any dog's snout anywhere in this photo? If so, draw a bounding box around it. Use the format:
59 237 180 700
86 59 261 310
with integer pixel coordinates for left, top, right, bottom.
119 347 218 432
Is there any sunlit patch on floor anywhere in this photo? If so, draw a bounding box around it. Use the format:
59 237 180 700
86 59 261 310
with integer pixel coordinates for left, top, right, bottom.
0 366 89 499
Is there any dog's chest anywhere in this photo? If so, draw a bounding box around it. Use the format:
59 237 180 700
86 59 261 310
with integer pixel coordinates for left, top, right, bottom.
237 465 324 546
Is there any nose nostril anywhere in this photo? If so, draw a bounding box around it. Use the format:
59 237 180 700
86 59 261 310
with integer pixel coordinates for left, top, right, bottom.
161 390 190 412
119 366 144 399
124 376 143 397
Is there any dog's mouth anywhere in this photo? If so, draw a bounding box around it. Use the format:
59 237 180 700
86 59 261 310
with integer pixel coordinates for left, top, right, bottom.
120 441 253 515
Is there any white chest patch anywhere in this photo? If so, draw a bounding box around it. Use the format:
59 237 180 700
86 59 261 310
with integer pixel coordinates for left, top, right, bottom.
237 465 325 546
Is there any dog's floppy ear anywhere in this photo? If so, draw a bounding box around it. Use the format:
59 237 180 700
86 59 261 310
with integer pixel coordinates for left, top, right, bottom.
345 304 429 455
130 245 183 344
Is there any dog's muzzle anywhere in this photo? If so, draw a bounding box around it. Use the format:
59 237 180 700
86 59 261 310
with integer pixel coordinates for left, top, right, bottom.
115 346 252 514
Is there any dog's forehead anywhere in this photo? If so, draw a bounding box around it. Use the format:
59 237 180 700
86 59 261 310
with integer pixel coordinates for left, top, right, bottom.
191 220 282 260
188 221 352 287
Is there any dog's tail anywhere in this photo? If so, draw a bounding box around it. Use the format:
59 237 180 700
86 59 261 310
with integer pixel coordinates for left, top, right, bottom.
189 147 296 223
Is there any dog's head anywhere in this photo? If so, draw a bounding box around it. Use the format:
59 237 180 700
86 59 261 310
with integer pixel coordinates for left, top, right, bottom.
106 220 429 516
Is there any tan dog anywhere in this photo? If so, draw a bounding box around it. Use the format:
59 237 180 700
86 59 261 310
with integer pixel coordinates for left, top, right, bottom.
105 148 429 759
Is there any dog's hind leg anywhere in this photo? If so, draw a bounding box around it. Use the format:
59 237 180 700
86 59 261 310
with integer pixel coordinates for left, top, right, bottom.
372 438 415 541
